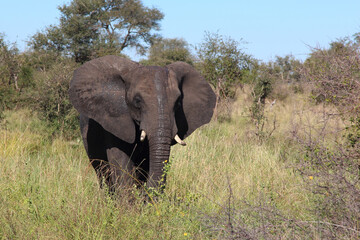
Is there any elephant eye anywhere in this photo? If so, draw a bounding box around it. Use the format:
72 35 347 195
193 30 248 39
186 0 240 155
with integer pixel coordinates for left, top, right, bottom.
133 95 142 109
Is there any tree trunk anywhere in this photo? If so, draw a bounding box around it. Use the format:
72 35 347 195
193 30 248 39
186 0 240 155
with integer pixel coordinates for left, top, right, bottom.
13 75 19 91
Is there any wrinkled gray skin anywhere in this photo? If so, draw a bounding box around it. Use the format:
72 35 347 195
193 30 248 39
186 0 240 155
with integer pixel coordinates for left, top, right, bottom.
69 56 216 192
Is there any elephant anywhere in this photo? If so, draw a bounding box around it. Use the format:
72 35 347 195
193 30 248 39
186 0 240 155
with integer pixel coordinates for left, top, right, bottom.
69 55 216 193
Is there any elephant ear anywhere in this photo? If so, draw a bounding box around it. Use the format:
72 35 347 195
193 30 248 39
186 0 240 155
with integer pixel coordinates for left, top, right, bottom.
69 55 139 143
167 62 216 139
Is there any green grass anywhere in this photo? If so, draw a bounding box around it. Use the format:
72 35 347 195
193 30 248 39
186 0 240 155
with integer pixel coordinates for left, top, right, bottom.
0 90 330 239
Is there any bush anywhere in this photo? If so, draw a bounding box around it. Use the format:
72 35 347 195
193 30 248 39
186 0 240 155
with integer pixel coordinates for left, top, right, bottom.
29 60 79 139
196 32 253 121
202 194 313 239
293 122 360 239
248 64 274 142
301 37 360 115
0 34 20 112
140 38 194 66
196 32 252 100
293 36 360 238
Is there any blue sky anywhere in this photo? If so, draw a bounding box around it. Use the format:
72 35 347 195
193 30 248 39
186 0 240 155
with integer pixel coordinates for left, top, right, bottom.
1 0 359 61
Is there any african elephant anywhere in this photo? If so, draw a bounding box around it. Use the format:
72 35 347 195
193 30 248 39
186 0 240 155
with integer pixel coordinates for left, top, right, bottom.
69 55 216 192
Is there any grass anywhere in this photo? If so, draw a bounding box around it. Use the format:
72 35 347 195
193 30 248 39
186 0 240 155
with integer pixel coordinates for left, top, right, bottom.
0 86 351 239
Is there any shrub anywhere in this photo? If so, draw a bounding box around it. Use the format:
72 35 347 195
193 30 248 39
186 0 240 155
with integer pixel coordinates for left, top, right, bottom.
292 122 360 239
301 37 360 116
248 64 274 142
196 32 252 100
294 36 360 237
140 38 194 66
30 60 79 139
196 32 253 120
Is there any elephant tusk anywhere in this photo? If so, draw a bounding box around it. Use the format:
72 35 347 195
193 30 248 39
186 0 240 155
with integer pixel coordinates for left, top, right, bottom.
174 135 186 146
140 130 146 141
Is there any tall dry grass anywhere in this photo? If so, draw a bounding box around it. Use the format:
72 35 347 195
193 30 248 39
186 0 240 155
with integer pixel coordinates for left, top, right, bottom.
0 85 349 239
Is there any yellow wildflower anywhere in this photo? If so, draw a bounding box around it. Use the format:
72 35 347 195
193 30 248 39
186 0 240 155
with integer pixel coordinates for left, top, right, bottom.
309 176 313 180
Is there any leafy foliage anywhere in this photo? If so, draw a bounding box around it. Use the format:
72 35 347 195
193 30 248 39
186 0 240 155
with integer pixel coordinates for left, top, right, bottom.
2 0 165 138
196 32 252 99
273 55 302 83
30 25 67 55
140 38 193 66
0 34 36 112
30 60 79 139
249 63 274 142
0 36 17 111
29 0 164 63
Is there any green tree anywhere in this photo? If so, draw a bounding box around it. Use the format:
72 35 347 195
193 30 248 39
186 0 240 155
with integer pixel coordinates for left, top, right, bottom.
196 32 252 98
0 34 36 111
196 32 252 118
29 0 164 63
141 38 194 66
30 25 67 54
274 55 301 83
0 35 20 90
27 60 79 138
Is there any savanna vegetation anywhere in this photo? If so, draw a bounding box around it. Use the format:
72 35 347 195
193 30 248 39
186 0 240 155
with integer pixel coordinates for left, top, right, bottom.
1 0 360 239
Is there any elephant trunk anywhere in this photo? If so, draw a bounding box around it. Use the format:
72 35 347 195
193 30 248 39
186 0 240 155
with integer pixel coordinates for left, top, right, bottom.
147 130 172 189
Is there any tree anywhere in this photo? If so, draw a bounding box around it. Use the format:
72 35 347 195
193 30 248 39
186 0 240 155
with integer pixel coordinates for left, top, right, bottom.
196 32 252 98
196 32 252 118
31 60 79 138
0 35 35 92
0 34 21 91
274 55 301 83
30 25 67 54
29 0 164 63
0 34 36 112
140 38 194 66
28 25 68 71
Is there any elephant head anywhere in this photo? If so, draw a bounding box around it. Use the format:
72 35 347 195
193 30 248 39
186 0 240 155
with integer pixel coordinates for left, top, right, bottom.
69 55 216 189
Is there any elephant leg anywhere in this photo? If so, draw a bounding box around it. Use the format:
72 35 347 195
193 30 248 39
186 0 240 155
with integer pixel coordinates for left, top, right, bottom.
106 147 136 192
80 115 113 190
81 114 140 193
90 159 113 189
